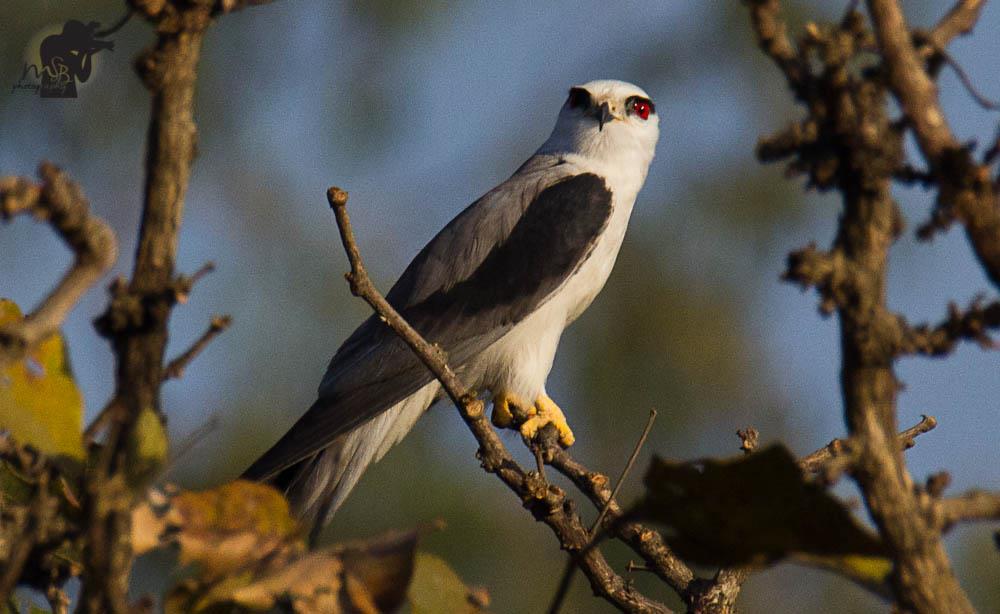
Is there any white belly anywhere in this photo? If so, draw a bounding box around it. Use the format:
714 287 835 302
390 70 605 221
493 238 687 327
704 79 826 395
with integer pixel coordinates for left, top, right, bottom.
472 186 636 400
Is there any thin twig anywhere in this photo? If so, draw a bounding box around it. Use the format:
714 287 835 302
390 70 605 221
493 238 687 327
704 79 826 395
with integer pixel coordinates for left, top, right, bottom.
173 261 216 304
798 415 938 476
593 409 657 537
938 50 1000 111
162 315 232 380
546 409 658 614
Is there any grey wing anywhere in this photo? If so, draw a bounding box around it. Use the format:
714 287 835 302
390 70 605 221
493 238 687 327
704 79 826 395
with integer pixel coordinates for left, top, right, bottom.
243 161 613 481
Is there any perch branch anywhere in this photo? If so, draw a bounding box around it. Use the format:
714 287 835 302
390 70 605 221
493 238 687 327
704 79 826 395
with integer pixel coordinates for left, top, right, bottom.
327 187 674 614
545 444 695 595
0 163 118 364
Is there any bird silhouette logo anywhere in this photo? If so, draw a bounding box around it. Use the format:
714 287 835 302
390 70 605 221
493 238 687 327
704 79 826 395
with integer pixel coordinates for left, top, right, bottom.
10 12 130 98
38 20 115 98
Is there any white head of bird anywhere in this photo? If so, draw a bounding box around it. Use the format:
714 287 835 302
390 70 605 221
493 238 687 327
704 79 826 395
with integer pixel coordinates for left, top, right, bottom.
539 79 659 181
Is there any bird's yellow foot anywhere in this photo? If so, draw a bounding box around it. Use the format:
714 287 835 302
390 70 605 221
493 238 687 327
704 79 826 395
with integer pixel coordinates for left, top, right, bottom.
491 391 528 428
521 394 575 447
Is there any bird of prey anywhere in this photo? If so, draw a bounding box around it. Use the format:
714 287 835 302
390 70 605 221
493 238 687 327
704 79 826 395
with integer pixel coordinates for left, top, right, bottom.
244 79 660 528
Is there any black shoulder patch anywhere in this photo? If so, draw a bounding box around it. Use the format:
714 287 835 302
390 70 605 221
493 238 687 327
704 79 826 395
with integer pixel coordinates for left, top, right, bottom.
403 172 614 340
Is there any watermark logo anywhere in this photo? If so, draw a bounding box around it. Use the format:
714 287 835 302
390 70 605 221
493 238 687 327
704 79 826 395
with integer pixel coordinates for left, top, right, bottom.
11 14 129 99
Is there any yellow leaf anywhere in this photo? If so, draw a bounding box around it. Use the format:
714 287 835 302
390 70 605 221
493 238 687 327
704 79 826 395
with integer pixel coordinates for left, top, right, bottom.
0 299 84 461
793 553 893 598
408 552 487 614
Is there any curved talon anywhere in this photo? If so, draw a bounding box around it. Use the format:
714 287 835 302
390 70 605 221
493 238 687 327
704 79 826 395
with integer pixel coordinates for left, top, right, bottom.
521 394 575 447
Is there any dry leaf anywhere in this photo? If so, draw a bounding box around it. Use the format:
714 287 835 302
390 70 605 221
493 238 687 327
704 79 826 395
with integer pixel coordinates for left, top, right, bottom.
638 444 886 566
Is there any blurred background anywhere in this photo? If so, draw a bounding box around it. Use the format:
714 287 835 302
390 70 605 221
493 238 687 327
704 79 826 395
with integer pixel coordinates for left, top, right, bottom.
2 1 999 611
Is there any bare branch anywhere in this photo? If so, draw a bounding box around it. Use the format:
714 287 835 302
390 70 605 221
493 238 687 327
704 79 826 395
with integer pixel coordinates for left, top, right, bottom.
84 0 246 609
173 261 216 304
752 1 978 609
162 315 232 380
924 0 986 52
0 163 118 363
897 299 1000 356
866 0 1000 291
746 0 802 91
867 0 959 161
939 490 1000 529
799 415 938 476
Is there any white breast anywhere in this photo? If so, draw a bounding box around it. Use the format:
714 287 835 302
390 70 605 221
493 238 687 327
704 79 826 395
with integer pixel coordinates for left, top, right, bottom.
472 157 644 400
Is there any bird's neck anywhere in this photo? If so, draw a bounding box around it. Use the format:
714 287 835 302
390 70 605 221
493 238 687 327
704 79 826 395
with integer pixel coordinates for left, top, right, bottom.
536 128 654 191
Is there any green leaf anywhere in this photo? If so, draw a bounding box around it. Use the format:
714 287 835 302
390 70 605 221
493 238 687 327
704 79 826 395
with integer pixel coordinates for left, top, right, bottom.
408 552 488 614
637 444 886 567
126 406 168 486
0 299 85 462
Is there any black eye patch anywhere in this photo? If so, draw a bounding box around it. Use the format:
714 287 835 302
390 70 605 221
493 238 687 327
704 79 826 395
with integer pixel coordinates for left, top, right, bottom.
567 87 592 109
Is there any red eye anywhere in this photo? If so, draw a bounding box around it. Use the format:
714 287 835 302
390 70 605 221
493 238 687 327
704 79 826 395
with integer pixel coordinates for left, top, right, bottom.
631 99 650 120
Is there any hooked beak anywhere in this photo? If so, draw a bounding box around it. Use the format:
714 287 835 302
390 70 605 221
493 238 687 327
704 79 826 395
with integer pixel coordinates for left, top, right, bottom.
597 101 619 131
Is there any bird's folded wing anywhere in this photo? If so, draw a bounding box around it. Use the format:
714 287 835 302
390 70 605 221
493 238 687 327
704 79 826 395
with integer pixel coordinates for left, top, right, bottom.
243 160 613 480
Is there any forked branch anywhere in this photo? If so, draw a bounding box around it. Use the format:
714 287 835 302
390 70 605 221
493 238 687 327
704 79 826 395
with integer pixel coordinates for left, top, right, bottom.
0 163 118 364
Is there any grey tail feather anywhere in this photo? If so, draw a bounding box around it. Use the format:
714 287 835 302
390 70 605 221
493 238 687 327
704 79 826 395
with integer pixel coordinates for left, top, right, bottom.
266 433 355 542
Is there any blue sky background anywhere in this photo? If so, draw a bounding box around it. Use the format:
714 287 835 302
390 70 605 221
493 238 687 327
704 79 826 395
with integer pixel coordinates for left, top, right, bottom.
2 1 999 611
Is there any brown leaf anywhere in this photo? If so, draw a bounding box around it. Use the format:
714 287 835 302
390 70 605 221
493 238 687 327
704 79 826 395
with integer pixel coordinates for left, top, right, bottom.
131 480 300 575
638 444 886 566
336 528 420 612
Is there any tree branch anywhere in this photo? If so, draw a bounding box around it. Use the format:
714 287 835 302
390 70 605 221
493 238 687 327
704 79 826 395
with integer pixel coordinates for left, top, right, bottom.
798 415 938 478
327 187 674 614
162 314 232 380
82 1 274 611
0 163 118 364
897 299 1000 356
939 490 1000 529
546 410 659 614
750 1 977 610
924 0 986 53
866 0 1000 291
